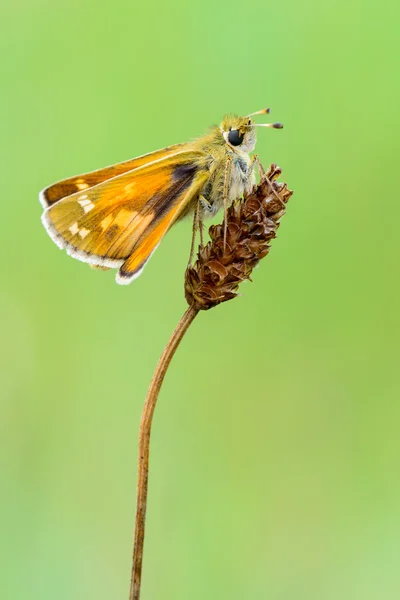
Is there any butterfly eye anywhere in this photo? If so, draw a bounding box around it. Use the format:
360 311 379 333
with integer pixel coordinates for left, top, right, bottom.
228 129 244 146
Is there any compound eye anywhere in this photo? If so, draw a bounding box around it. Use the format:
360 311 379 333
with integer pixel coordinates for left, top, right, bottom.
228 129 244 146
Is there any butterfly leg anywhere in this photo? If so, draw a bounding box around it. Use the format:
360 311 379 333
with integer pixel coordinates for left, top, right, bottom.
198 214 205 248
199 194 215 247
250 153 266 179
187 194 212 265
250 154 285 208
197 205 205 249
222 156 233 250
188 199 201 267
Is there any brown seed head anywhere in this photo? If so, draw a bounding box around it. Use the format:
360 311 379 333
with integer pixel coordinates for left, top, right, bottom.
185 164 293 310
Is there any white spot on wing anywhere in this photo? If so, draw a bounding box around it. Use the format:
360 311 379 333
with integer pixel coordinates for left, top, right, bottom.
78 197 95 213
69 222 79 235
41 209 124 269
76 179 89 190
79 227 90 239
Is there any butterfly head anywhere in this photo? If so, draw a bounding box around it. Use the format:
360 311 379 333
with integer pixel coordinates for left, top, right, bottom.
220 108 283 154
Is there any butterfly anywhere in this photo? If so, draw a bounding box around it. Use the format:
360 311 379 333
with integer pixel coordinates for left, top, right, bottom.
40 109 282 285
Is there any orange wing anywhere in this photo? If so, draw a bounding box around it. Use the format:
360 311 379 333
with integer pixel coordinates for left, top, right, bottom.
39 144 184 208
41 150 210 284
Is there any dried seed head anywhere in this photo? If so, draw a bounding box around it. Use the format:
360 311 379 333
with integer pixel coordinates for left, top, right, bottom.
185 164 293 311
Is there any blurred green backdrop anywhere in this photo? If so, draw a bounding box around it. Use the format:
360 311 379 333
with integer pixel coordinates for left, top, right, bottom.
1 0 399 598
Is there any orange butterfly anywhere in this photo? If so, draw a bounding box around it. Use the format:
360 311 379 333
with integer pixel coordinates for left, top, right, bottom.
40 110 282 284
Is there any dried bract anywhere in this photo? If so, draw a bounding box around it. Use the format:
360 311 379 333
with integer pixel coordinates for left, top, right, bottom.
185 164 293 310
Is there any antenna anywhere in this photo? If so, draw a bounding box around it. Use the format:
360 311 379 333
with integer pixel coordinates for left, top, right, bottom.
247 108 271 117
251 122 283 129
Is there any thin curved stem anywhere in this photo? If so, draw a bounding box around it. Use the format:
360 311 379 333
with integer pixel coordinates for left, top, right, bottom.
129 305 199 600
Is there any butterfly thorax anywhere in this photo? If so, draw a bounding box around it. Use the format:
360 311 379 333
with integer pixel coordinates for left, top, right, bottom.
190 123 256 218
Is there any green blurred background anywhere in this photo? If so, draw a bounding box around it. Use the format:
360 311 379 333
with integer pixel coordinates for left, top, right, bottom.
2 0 399 598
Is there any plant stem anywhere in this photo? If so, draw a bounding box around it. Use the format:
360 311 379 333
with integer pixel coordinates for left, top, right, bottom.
129 305 199 600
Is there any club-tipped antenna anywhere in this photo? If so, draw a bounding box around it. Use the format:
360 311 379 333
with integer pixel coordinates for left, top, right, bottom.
247 107 271 117
251 122 283 129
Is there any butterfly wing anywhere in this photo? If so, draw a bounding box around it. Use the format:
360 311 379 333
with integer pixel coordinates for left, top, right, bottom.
116 168 209 284
39 143 184 208
41 150 210 284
